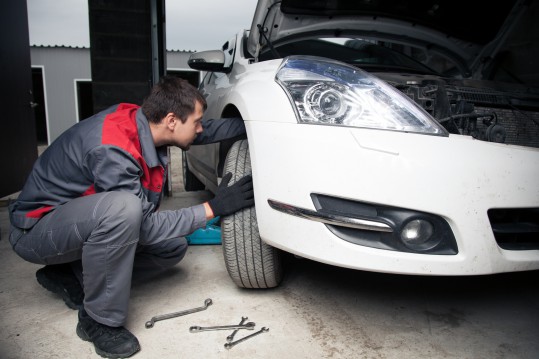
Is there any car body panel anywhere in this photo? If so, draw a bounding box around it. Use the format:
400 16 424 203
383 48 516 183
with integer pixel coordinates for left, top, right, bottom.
186 3 539 276
245 119 539 275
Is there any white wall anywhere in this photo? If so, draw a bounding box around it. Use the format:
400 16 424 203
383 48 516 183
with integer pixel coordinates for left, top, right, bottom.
31 46 91 143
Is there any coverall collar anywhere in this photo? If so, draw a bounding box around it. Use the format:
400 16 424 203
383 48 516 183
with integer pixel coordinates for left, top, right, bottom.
136 108 168 168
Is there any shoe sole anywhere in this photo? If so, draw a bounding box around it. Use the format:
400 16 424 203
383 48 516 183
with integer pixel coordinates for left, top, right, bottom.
76 323 141 359
36 270 82 310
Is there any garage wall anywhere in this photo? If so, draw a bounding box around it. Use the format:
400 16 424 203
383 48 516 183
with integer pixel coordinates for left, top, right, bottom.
167 50 192 68
31 46 91 144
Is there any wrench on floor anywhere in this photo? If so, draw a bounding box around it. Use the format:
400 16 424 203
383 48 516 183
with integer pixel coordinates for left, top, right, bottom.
227 317 248 342
224 327 269 349
189 322 256 332
145 298 213 328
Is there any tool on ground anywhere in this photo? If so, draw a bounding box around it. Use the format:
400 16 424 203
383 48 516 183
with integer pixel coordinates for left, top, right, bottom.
226 316 248 343
224 327 269 349
189 321 256 333
145 298 213 328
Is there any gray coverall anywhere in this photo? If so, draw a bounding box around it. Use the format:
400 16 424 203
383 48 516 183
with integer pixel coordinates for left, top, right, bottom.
8 103 245 326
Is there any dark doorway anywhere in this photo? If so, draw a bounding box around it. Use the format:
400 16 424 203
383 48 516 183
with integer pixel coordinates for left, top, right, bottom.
77 81 94 121
32 67 48 144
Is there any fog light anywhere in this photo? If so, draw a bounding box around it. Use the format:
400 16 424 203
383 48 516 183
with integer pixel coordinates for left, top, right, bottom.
401 219 434 249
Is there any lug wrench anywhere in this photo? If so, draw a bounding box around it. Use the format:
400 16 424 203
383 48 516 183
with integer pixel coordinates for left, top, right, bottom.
226 317 248 343
189 321 256 332
145 298 213 328
224 327 269 349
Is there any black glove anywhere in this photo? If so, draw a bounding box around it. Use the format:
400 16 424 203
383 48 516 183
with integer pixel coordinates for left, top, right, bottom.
208 172 254 217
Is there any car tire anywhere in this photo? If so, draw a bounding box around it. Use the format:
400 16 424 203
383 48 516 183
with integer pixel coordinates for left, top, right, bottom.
182 151 205 191
222 139 284 288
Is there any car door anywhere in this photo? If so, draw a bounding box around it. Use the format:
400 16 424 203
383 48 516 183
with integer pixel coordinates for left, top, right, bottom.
185 36 238 193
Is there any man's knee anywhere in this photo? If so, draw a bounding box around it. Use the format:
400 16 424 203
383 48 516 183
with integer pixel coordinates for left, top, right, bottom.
89 192 143 248
98 192 142 228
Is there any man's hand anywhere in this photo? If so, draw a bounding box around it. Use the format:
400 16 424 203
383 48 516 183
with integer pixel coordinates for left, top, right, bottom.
207 173 254 217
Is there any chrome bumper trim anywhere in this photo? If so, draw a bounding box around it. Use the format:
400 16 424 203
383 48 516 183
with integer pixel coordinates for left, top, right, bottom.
268 199 393 233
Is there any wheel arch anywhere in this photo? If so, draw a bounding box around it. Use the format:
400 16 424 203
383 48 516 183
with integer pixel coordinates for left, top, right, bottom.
217 104 247 177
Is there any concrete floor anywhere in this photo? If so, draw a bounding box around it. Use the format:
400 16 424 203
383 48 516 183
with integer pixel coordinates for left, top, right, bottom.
1 150 538 358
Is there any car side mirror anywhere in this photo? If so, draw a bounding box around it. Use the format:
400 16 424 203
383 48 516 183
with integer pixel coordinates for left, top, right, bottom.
188 50 229 73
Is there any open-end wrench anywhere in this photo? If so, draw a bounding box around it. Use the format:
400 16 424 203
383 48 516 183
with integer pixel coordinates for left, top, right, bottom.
145 298 213 328
189 322 256 332
226 317 248 343
224 327 269 349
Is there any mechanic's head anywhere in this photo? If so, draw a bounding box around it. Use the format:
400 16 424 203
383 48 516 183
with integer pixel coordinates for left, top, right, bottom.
142 75 207 124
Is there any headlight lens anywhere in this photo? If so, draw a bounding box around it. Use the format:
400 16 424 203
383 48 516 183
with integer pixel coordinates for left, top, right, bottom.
276 55 447 136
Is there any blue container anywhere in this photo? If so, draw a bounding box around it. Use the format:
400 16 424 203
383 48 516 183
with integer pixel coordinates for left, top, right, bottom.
186 217 222 245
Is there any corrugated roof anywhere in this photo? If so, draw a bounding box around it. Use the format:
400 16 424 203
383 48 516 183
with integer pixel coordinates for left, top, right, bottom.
31 44 89 49
30 45 195 53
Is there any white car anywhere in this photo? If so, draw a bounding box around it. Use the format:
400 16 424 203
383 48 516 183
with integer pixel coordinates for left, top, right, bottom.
185 0 539 288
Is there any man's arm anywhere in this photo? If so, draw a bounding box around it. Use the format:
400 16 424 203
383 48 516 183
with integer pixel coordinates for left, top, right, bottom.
192 117 246 145
190 118 254 218
86 145 207 243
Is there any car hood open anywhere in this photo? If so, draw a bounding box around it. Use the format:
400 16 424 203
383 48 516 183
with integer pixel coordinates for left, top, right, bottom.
247 0 531 78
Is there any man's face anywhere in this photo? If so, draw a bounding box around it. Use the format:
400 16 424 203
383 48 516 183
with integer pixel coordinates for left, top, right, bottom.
173 100 204 150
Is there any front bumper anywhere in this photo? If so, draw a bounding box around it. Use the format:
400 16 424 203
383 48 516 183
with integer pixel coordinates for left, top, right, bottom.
246 120 539 275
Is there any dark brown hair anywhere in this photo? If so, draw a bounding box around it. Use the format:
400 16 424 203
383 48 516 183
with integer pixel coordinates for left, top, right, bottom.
141 76 207 124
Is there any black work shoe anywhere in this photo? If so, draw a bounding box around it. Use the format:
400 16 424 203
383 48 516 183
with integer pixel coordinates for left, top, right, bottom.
77 310 141 358
35 263 84 309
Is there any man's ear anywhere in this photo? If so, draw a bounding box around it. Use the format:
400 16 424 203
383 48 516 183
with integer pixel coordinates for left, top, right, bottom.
163 112 176 131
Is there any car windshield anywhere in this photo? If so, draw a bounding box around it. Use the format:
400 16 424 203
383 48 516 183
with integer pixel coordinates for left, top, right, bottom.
258 38 440 75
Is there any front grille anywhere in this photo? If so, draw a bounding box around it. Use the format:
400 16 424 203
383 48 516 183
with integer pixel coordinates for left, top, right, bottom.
475 106 539 148
446 86 539 148
447 86 508 106
488 208 539 250
443 86 539 148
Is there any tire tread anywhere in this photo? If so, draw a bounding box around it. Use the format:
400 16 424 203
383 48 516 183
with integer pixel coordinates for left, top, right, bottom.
222 140 283 288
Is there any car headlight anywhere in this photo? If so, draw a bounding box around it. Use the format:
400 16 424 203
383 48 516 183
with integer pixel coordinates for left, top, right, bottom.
275 55 448 136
